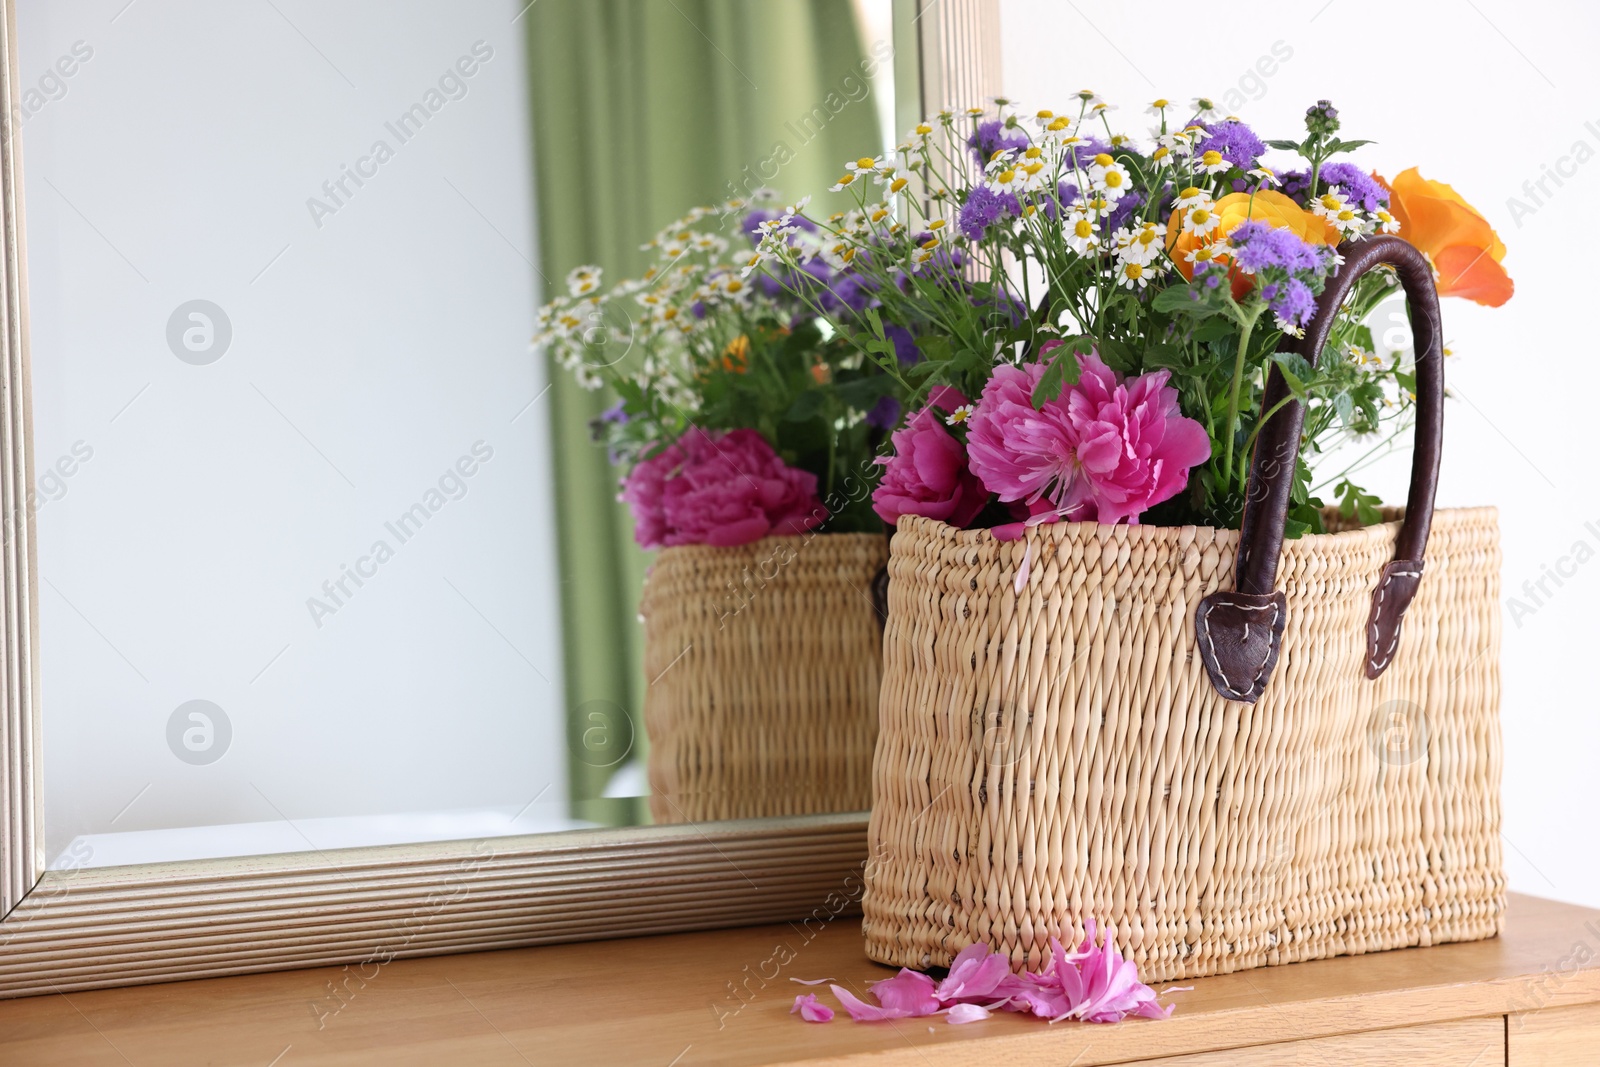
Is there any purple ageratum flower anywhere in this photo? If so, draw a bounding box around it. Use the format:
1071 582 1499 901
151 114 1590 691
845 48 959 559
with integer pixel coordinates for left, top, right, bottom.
1226 221 1333 327
1279 163 1388 212
1065 138 1111 170
1228 220 1326 275
968 119 1030 166
885 324 920 364
958 185 1022 240
1196 120 1266 170
1259 278 1317 327
865 394 901 431
821 272 875 314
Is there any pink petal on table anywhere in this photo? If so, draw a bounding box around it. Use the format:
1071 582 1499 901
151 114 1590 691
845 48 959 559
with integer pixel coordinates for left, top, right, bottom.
946 1003 992 1024
830 984 921 1021
790 993 834 1023
868 969 941 1016
936 944 1013 1003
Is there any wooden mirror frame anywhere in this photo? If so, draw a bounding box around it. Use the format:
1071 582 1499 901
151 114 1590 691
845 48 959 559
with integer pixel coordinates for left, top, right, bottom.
0 0 999 997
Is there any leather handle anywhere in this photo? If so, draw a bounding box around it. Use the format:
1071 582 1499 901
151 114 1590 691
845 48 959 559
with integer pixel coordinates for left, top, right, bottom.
1197 234 1445 702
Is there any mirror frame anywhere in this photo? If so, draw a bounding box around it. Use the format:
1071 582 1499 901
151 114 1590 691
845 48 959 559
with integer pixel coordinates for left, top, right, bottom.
0 0 999 997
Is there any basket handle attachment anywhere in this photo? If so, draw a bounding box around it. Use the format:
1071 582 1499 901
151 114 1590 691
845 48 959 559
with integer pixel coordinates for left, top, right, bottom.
1196 234 1444 703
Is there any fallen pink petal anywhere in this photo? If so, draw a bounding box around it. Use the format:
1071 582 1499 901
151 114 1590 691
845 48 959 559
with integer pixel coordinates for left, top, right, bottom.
795 921 1181 1027
945 1003 992 1024
790 993 834 1023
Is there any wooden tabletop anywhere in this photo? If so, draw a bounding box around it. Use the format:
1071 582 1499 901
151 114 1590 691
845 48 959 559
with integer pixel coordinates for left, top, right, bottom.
1 892 1596 1066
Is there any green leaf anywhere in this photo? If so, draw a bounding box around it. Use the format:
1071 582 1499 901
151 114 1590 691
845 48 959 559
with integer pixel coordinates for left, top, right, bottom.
1142 342 1187 372
1098 337 1136 374
1264 138 1303 151
1031 356 1068 409
1330 138 1374 153
1152 285 1217 317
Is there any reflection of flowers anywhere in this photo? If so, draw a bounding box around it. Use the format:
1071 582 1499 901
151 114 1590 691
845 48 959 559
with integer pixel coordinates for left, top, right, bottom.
620 428 826 549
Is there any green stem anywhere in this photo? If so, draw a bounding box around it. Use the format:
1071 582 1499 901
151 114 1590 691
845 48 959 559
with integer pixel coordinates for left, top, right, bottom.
1219 304 1266 486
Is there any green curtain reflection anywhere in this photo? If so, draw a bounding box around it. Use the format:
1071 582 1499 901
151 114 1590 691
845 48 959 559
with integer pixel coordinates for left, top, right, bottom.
524 0 886 810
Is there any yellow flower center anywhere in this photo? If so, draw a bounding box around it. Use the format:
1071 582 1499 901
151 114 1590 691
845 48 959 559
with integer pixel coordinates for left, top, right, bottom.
1024 146 1043 159
915 123 932 135
996 168 1016 184
1047 118 1071 132
1152 98 1170 108
889 177 908 193
1190 208 1212 225
1319 193 1343 210
1093 153 1114 167
1202 151 1223 166
856 157 876 169
1125 263 1144 279
837 174 855 186
920 237 940 249
1104 171 1124 188
1074 219 1094 239
1036 109 1054 119
725 279 743 293
1179 186 1201 199
928 219 947 230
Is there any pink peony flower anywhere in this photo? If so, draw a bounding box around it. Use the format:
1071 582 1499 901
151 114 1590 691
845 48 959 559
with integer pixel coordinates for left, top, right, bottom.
871 390 990 528
619 427 827 549
967 350 1209 527
965 361 1095 519
1068 357 1212 526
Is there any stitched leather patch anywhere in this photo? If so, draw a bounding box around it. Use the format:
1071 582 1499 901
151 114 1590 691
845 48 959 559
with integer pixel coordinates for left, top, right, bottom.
1365 559 1424 679
1195 591 1289 704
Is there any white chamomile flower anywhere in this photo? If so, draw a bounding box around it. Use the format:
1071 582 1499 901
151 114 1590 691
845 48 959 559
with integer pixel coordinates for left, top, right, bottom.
1311 190 1364 236
1179 200 1222 238
1073 89 1105 110
1196 149 1231 175
738 249 768 278
1087 153 1132 200
1375 208 1401 234
1114 259 1152 289
690 232 728 255
945 404 974 427
830 170 865 192
1185 241 1231 269
1246 167 1279 187
1146 98 1174 118
1064 206 1102 255
1085 101 1117 123
986 154 1025 195
876 167 913 195
1116 220 1166 265
566 265 602 297
909 236 942 272
821 239 859 271
865 201 894 226
846 155 884 177
905 120 936 148
1310 190 1347 218
1190 97 1222 123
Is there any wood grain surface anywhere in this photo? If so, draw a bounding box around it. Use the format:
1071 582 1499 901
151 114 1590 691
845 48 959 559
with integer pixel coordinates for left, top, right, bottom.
0 892 1595 1066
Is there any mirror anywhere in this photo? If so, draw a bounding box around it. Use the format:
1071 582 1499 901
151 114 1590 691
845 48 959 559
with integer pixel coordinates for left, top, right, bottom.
22 0 909 871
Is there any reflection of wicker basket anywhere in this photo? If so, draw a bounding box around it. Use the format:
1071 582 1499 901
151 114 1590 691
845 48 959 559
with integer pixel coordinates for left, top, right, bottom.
862 509 1504 982
642 533 889 824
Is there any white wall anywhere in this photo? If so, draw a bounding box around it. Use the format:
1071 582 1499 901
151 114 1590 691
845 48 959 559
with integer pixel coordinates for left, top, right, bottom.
21 0 567 860
1000 0 1600 909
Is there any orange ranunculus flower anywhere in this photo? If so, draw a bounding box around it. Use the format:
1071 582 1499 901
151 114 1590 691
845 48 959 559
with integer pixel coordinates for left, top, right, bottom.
1166 190 1339 299
1374 168 1513 307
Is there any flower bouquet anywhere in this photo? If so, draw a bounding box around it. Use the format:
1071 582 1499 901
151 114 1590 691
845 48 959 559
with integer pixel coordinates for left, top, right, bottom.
752 97 1512 979
535 192 906 822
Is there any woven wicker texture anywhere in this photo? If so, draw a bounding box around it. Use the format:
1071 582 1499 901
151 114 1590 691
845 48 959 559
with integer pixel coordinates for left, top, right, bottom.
863 508 1503 981
642 532 889 824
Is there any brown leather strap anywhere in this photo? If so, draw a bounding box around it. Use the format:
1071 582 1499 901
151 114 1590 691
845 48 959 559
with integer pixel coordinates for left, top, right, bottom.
1197 234 1445 702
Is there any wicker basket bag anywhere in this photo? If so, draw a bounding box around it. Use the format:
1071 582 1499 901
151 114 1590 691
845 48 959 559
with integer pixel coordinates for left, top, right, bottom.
862 235 1505 982
641 532 889 824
